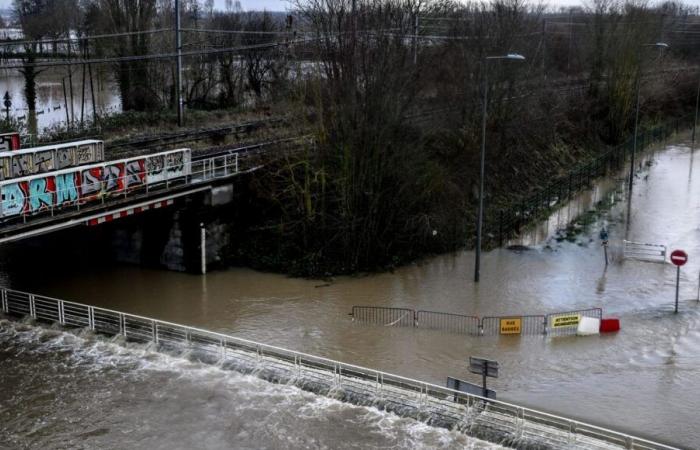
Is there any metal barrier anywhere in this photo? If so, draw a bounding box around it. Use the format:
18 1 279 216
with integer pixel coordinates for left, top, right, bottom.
480 315 546 336
349 306 415 327
352 306 605 337
0 288 677 450
623 240 667 263
415 310 480 335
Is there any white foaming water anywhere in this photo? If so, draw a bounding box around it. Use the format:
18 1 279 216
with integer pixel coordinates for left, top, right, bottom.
0 318 503 449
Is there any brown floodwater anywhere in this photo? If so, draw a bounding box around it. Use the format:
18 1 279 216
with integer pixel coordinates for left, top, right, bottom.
1 135 699 449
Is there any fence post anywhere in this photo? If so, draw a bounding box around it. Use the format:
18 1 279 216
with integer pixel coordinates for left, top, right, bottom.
1 289 6 314
29 294 36 319
88 306 94 330
543 316 548 335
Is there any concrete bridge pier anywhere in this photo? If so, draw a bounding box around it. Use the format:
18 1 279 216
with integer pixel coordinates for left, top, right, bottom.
110 184 237 273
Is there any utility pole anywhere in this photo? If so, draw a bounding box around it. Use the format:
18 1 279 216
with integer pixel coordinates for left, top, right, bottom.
475 62 489 283
175 0 184 127
413 13 419 65
541 19 547 80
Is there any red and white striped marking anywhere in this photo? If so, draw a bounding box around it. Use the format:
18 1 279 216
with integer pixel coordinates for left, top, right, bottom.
86 199 174 226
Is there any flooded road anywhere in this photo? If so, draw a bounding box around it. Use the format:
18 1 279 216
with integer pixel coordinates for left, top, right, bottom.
1 135 699 448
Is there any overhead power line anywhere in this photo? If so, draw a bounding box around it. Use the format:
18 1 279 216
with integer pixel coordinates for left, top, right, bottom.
0 37 317 70
181 28 290 35
0 28 172 48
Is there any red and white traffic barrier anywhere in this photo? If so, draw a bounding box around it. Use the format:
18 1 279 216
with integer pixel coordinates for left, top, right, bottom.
86 199 174 226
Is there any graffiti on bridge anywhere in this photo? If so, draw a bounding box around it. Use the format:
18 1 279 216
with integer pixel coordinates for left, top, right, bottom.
0 149 191 218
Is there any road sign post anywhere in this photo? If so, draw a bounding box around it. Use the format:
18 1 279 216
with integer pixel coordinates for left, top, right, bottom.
670 249 688 314
600 228 609 266
469 356 499 398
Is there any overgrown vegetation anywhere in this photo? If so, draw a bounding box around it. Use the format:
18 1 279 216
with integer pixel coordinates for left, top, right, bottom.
2 0 700 275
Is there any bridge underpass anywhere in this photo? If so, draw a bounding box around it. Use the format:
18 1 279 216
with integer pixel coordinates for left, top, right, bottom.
0 140 297 272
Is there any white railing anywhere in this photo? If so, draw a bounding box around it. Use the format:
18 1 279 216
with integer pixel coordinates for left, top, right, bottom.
0 287 679 450
623 240 667 263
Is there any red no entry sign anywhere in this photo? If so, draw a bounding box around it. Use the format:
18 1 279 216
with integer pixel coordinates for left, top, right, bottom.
670 249 688 266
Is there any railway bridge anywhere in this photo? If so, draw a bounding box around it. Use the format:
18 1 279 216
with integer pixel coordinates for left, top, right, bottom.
0 138 301 273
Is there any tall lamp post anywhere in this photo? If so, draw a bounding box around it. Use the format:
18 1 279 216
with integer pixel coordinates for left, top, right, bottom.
474 53 525 283
692 73 700 147
629 42 669 191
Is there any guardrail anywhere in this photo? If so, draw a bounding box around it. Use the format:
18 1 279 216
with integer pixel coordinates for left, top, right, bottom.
0 287 676 450
351 306 603 337
623 240 667 263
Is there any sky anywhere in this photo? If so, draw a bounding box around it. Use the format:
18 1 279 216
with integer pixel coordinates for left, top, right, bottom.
1 0 699 14
0 0 290 13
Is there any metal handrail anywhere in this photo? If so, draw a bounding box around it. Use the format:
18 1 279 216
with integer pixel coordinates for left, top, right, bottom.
0 287 679 449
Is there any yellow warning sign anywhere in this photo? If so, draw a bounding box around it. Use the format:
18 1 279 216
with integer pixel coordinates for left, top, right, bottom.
499 317 522 335
550 314 581 328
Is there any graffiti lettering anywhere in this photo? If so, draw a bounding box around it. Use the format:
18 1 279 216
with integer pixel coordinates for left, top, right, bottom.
34 151 54 173
0 149 189 219
28 177 55 212
56 148 72 169
76 146 95 164
104 163 124 193
55 173 78 205
11 154 32 177
125 160 145 188
1 182 25 216
80 167 103 198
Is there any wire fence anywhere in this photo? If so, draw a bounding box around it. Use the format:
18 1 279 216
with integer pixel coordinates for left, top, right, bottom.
351 305 603 337
0 287 676 450
488 114 696 246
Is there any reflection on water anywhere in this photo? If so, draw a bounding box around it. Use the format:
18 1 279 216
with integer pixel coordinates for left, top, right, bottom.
1 137 700 448
0 68 120 134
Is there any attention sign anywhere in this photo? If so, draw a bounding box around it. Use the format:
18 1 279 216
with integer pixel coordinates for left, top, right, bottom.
499 317 522 335
550 313 581 328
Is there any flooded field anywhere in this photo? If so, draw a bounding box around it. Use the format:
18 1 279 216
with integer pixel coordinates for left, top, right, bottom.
0 68 120 134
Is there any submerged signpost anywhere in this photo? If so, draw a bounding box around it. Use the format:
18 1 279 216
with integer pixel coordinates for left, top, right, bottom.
468 356 499 398
670 249 688 313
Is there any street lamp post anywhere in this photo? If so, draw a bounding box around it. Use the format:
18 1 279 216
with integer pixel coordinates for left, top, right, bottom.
692 73 700 147
474 53 525 283
629 42 668 190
